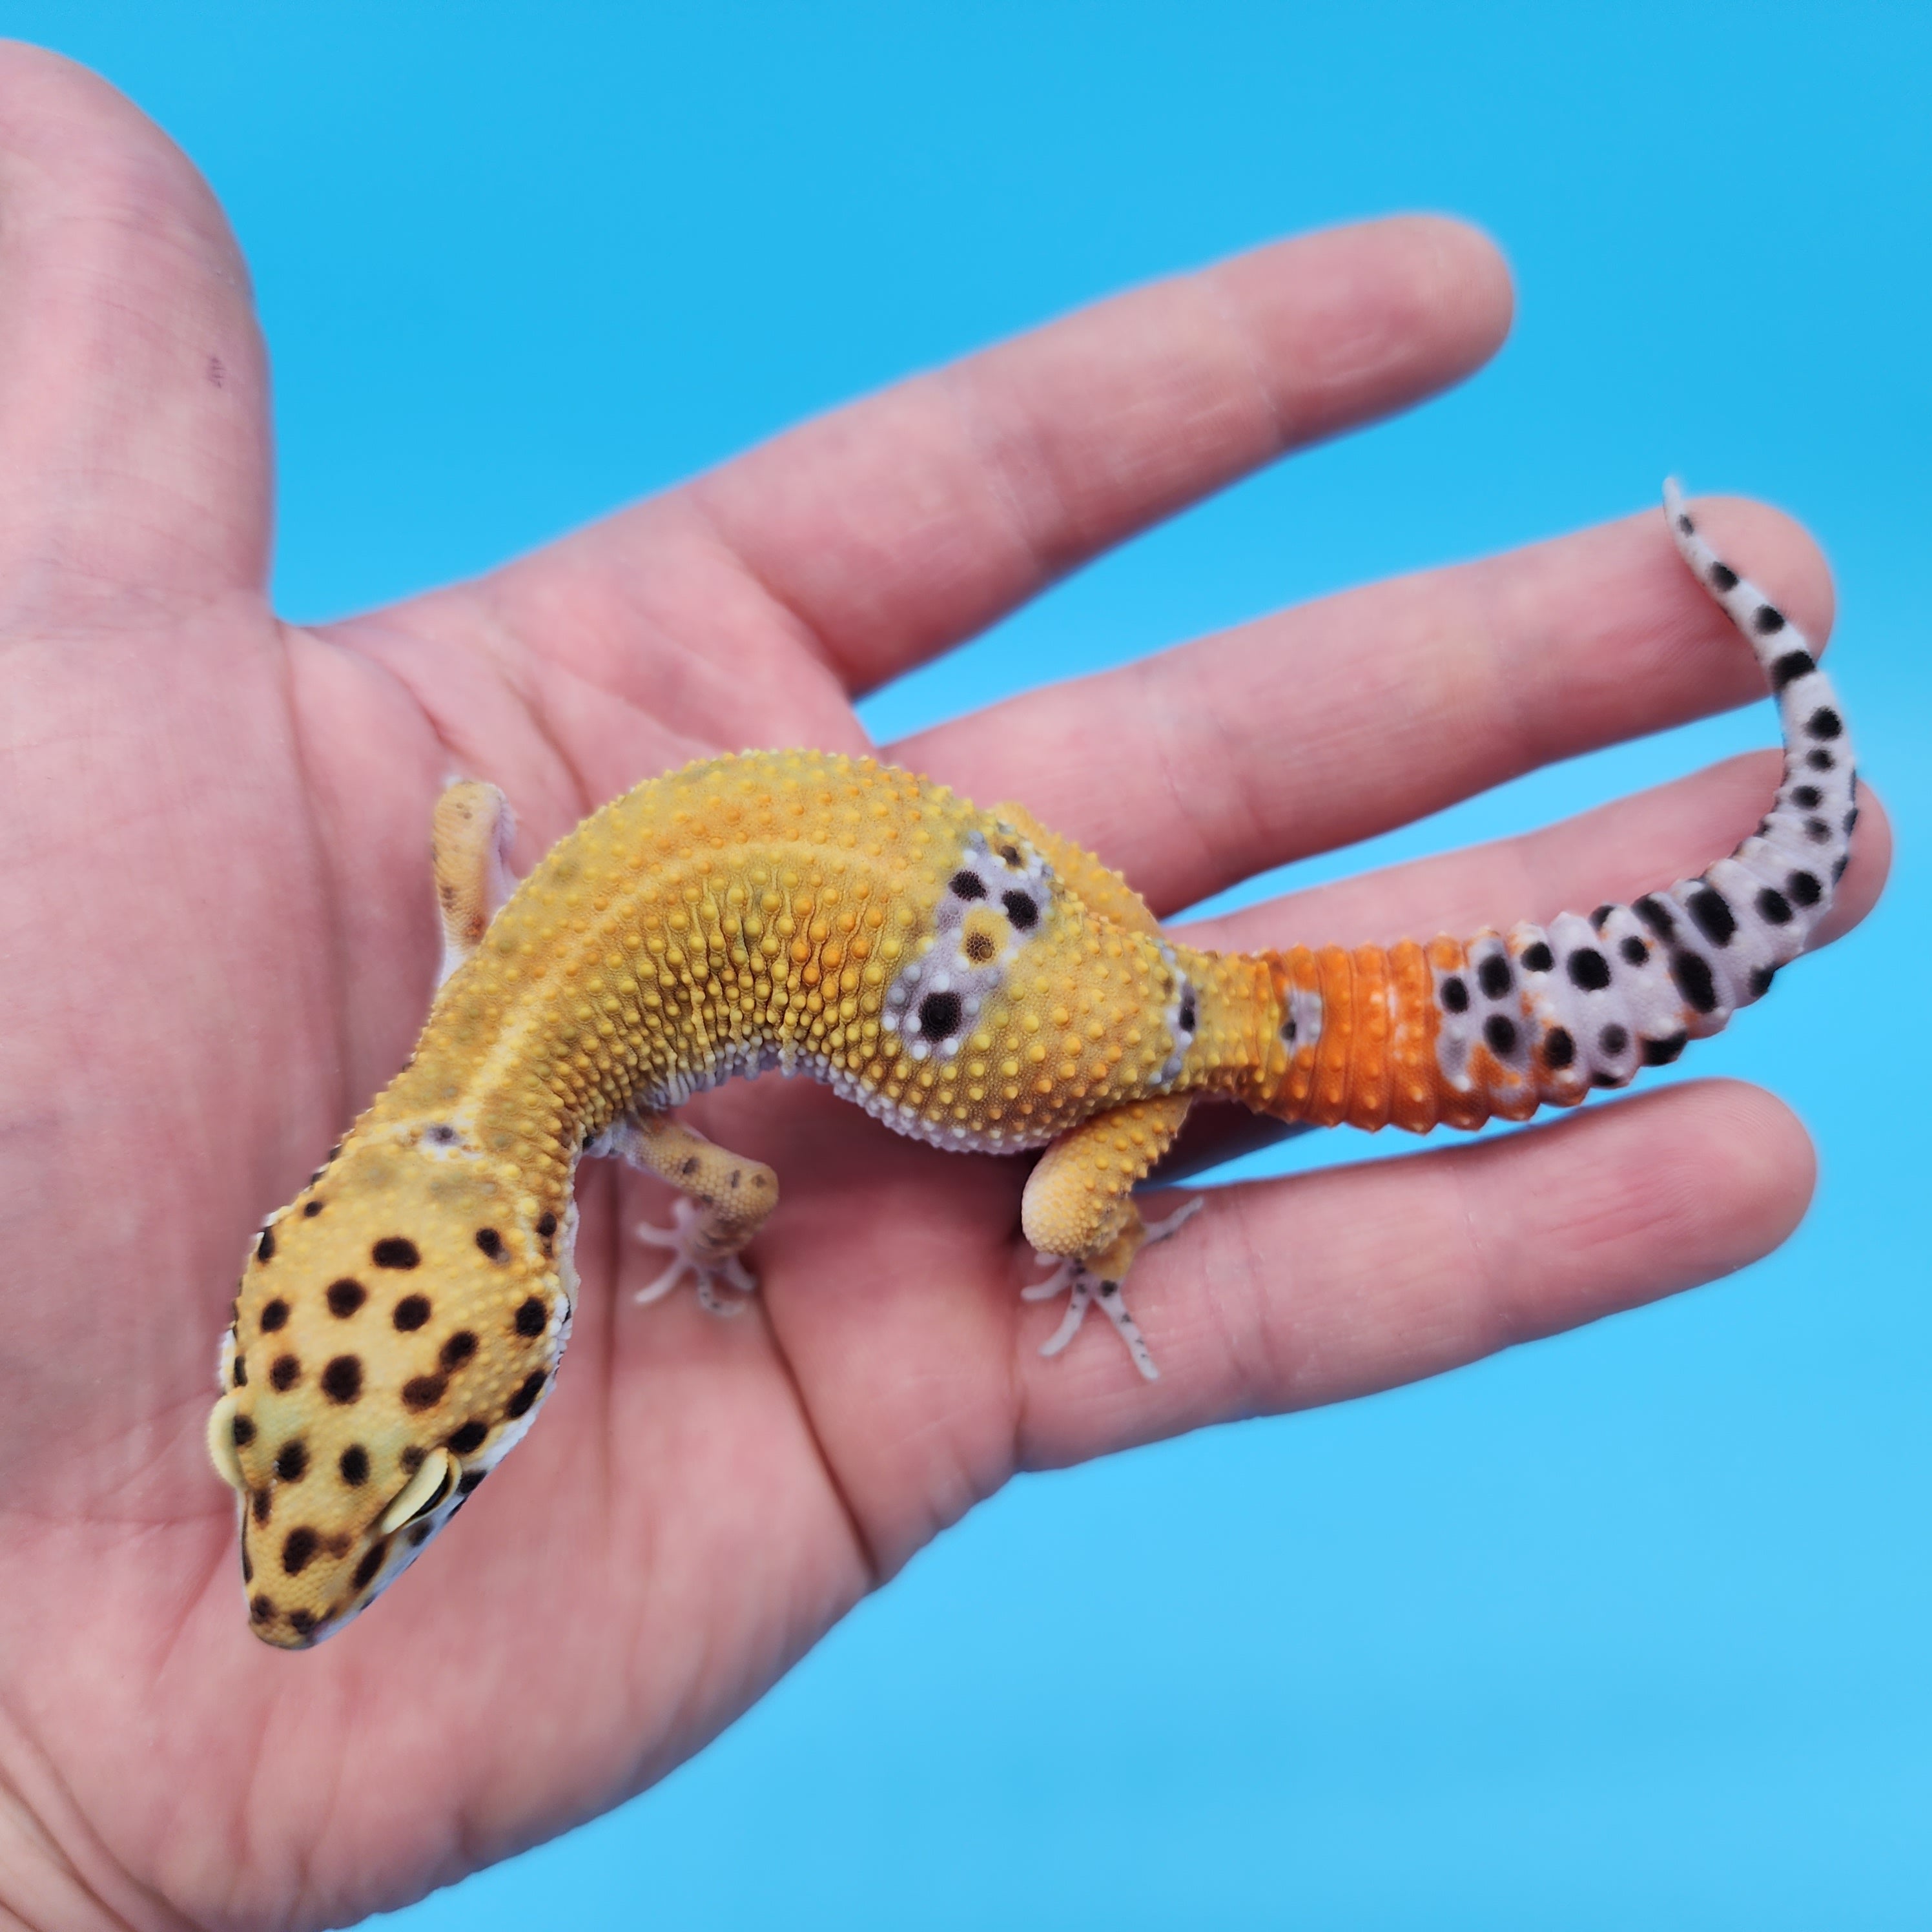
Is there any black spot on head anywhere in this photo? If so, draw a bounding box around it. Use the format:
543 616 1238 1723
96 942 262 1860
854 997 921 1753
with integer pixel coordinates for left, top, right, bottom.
963 930 997 963
321 1355 363 1404
918 990 962 1040
270 1354 301 1392
373 1237 420 1270
1670 950 1719 1014
302 1200 324 1218
1633 895 1676 940
339 1444 369 1486
256 1228 276 1263
393 1295 431 1332
537 1211 557 1244
1002 890 1039 930
260 1299 289 1333
281 1527 318 1575
274 1439 308 1483
1804 816 1832 844
475 1227 504 1260
1688 887 1737 947
1483 1014 1519 1056
1567 947 1611 992
251 1594 275 1623
289 1608 318 1639
1770 647 1813 688
1000 845 1022 867
400 1446 426 1475
402 1375 447 1411
1787 870 1822 907
949 870 987 900
232 1355 247 1388
1641 1031 1689 1066
457 1470 487 1495
351 1542 387 1591
1619 936 1650 967
1441 975 1470 1014
1747 964 1776 998
232 1412 256 1447
1477 954 1513 1000
515 1295 548 1338
325 1278 366 1319
1177 992 1196 1033
1756 887 1793 926
1709 562 1738 591
1806 747 1835 772
1754 604 1787 635
252 1488 272 1526
1521 941 1554 974
409 1522 435 1547
506 1370 546 1419
440 1331 478 1372
1807 706 1843 741
1599 1023 1630 1058
1280 1016 1297 1044
447 1419 489 1454
1543 1027 1576 1070
427 1123 458 1144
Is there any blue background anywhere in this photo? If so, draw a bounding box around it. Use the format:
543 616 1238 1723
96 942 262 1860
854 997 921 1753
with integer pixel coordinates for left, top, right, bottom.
15 5 1929 1926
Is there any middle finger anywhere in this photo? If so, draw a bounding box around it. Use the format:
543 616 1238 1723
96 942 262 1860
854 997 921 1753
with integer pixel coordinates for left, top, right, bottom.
892 495 1834 916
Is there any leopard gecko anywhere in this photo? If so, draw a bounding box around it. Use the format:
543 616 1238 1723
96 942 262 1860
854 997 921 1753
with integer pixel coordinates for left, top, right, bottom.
205 484 1859 1648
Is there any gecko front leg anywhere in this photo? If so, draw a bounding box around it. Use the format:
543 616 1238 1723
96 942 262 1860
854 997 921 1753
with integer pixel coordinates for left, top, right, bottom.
1020 1093 1200 1380
431 777 517 987
596 1113 779 1314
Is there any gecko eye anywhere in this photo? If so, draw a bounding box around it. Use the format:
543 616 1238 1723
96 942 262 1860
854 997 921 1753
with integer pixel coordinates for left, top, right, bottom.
206 1393 248 1492
377 1447 458 1534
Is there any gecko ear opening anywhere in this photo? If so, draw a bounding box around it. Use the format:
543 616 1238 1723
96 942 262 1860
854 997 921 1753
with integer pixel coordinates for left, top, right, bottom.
377 1448 458 1535
206 1394 247 1492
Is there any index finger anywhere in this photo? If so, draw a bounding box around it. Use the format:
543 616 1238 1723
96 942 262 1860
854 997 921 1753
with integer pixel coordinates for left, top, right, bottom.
483 217 1512 697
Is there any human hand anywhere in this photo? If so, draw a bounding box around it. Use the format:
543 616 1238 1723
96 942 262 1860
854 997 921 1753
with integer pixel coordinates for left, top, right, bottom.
0 43 1887 1931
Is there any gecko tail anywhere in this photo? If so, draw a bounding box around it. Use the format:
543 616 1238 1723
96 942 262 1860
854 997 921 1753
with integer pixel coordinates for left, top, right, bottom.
1260 480 1858 1133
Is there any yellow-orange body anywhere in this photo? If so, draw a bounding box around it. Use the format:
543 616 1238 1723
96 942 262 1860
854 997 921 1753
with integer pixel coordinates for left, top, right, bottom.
206 489 1858 1646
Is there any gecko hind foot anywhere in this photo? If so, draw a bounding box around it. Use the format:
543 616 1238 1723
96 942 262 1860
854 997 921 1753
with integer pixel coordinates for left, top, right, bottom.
633 1198 759 1316
1023 1197 1204 1382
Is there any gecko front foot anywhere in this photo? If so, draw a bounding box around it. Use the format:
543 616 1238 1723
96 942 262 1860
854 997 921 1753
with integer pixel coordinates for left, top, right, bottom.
1022 1197 1204 1381
633 1198 759 1315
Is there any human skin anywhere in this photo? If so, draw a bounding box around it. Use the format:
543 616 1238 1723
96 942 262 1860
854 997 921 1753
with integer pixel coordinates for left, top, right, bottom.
0 40 1890 1932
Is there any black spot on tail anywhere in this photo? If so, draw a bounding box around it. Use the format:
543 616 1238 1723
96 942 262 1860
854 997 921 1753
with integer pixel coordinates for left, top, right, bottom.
1771 649 1814 689
1670 951 1718 1014
1709 562 1738 591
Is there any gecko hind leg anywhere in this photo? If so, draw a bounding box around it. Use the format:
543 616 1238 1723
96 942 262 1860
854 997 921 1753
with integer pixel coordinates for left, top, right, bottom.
1024 1198 1203 1379
1020 1094 1198 1381
595 1113 778 1317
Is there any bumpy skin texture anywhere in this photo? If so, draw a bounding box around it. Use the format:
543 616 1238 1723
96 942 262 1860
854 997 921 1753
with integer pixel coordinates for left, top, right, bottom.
211 489 1856 1648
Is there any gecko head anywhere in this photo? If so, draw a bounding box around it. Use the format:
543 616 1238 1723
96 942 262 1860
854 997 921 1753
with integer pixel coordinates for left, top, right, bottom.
205 1127 573 1649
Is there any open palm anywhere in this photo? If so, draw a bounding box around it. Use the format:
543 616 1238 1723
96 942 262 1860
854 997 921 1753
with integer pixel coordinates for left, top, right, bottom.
0 45 1887 1932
